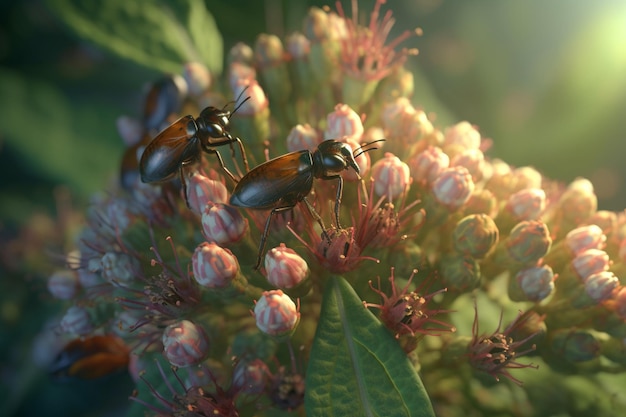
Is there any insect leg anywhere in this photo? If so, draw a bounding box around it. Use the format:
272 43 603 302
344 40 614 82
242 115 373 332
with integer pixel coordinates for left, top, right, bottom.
179 164 191 208
202 147 239 183
255 206 294 270
302 197 331 243
234 136 250 173
225 133 250 174
333 176 344 229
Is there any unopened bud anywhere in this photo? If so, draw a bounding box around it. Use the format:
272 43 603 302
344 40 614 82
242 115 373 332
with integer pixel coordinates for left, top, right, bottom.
192 242 240 289
48 270 80 300
186 172 228 214
254 290 300 338
370 153 411 201
162 320 210 367
60 306 94 336
324 103 364 142
265 244 310 290
286 124 321 152
432 166 475 211
202 203 248 246
509 265 555 302
452 214 499 259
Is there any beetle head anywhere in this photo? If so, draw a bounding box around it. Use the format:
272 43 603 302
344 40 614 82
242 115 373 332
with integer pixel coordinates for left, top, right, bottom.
316 140 360 176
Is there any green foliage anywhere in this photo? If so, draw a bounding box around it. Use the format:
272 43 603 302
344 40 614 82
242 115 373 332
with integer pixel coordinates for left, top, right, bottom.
305 276 435 417
46 0 224 75
0 68 121 198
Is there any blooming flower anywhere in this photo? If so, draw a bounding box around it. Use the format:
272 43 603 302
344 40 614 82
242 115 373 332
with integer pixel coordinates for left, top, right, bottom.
467 305 539 385
365 268 455 343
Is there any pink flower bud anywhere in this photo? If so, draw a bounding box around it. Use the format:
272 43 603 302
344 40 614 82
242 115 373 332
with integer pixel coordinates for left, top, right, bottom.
254 33 286 67
286 124 321 152
381 97 414 139
60 306 94 336
513 166 543 190
324 103 364 142
443 121 481 152
571 249 610 280
451 148 485 183
254 290 300 337
432 166 475 210
186 172 228 214
584 271 619 303
101 252 139 284
233 79 269 116
484 159 516 200
202 203 248 246
362 126 386 146
104 198 134 235
162 320 210 367
232 358 270 395
47 270 79 300
558 178 598 224
406 109 434 140
505 188 546 221
514 265 555 302
409 146 450 187
192 242 239 288
265 244 309 289
565 225 606 256
370 153 411 200
587 210 617 235
304 6 330 41
505 221 552 265
116 115 143 147
78 265 102 288
183 62 211 97
327 11 348 41
285 32 311 58
228 42 254 66
228 62 257 91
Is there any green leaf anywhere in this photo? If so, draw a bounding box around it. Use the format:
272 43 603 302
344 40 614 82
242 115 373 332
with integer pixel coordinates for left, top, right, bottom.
305 276 435 417
46 0 223 75
0 68 121 198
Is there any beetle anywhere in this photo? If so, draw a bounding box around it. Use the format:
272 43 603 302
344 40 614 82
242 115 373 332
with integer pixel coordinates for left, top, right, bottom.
142 75 187 130
139 95 251 207
229 139 384 269
49 335 130 381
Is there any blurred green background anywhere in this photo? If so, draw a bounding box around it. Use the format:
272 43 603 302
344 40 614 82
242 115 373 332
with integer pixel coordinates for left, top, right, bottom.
1 0 625 415
2 0 626 226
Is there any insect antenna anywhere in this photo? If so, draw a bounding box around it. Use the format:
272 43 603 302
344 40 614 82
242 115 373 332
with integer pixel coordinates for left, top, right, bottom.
353 139 386 158
226 86 251 118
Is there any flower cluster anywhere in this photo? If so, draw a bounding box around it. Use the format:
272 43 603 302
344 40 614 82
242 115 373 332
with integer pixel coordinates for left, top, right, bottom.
35 1 626 416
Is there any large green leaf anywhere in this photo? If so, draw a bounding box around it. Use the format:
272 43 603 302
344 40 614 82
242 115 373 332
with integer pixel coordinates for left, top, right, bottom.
46 0 223 75
305 276 435 417
0 68 121 198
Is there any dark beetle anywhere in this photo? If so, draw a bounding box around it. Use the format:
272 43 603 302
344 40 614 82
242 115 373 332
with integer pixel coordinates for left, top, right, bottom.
140 99 250 207
229 139 383 269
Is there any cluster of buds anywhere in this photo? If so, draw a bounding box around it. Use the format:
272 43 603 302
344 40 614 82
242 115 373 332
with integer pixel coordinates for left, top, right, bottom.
36 1 626 416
